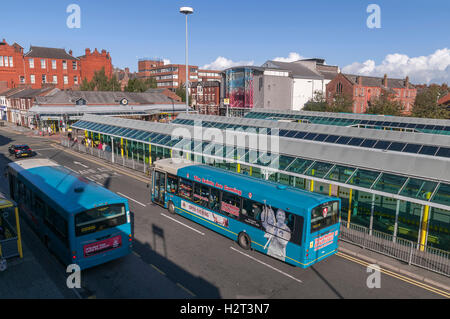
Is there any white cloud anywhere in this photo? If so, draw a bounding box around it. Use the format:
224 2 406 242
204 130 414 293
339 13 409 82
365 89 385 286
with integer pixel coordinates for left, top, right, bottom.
163 59 171 65
273 52 304 63
342 48 450 84
202 56 254 70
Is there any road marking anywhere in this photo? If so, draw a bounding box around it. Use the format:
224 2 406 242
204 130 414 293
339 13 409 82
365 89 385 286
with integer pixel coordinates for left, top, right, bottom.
73 161 89 168
32 148 57 151
85 176 96 182
52 144 150 184
132 251 141 258
336 252 450 298
160 213 205 236
117 192 147 207
230 246 303 284
64 166 78 173
150 264 166 276
176 283 196 297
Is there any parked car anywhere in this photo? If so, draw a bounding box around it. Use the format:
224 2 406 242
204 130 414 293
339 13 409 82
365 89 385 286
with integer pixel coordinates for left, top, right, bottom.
9 145 33 158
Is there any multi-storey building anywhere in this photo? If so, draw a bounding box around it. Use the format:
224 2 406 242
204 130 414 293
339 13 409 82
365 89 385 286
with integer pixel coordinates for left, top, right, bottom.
0 39 113 90
137 58 199 91
198 69 221 82
326 73 417 114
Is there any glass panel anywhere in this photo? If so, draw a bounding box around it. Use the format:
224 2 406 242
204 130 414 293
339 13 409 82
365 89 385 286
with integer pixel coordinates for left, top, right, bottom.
347 137 364 146
305 162 334 178
372 173 408 194
325 165 356 183
313 134 328 142
293 131 307 139
285 158 314 175
335 136 351 145
431 183 450 206
324 135 339 143
399 178 437 200
436 147 450 158
277 155 296 170
373 140 391 150
303 133 318 140
361 139 377 148
418 145 438 156
427 207 450 250
403 143 422 154
347 169 381 188
388 142 406 151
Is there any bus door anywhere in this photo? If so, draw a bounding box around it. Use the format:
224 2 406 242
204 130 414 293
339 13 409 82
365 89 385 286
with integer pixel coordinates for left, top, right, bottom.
152 170 166 206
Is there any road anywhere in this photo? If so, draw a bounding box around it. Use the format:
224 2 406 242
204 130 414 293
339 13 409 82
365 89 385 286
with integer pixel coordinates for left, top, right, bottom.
0 129 448 299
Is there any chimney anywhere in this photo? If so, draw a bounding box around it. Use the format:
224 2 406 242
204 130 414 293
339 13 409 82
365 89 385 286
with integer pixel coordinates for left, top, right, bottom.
357 76 362 85
383 74 388 87
125 67 130 73
69 49 73 56
85 48 91 55
405 76 409 89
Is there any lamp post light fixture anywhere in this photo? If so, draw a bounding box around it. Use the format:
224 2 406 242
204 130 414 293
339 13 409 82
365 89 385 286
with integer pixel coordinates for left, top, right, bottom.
180 6 194 114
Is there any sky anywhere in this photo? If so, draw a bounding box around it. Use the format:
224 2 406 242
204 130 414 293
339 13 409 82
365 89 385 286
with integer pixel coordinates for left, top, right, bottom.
1 0 449 84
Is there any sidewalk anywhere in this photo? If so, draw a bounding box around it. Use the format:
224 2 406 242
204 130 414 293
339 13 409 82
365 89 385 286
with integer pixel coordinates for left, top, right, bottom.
338 241 450 292
0 232 65 298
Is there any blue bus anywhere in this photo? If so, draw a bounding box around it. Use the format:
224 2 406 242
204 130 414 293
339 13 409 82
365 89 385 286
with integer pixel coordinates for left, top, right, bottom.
7 159 132 270
151 158 341 268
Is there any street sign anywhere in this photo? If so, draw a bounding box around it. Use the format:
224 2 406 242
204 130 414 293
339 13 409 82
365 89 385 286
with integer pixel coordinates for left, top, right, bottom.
224 98 230 105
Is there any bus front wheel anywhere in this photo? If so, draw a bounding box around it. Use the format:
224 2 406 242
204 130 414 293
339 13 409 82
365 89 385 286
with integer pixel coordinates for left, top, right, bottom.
238 232 251 250
168 201 175 215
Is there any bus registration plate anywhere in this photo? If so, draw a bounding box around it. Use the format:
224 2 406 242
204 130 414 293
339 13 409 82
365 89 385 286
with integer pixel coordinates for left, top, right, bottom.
84 235 122 257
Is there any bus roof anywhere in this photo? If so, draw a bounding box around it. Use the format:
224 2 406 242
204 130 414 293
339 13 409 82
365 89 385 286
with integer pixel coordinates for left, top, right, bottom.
8 159 127 215
157 159 338 214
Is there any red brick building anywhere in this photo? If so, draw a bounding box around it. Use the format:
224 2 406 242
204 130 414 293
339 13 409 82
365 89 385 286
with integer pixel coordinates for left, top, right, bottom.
137 59 199 91
0 39 112 90
191 81 220 115
326 73 417 114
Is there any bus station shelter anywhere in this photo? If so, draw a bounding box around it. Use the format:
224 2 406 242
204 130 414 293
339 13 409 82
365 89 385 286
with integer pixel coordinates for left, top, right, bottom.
70 113 450 254
0 193 23 261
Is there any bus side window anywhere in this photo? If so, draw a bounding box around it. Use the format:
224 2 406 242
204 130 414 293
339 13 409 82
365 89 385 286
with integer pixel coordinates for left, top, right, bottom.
178 178 193 200
167 174 178 194
220 191 241 219
34 196 45 217
242 198 263 220
292 215 304 245
193 183 210 208
209 187 220 212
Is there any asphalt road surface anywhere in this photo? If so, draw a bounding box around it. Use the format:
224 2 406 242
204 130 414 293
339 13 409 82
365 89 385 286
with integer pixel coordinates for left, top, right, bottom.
0 129 448 299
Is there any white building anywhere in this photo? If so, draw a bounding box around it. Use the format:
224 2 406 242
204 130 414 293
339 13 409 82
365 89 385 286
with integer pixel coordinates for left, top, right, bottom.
261 59 339 110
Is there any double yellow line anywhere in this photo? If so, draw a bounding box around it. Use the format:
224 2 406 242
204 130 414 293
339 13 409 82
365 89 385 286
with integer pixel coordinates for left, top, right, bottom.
336 252 450 298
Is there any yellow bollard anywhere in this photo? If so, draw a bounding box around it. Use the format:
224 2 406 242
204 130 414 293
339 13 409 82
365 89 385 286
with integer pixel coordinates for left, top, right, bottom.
419 192 432 251
15 207 23 258
347 188 353 228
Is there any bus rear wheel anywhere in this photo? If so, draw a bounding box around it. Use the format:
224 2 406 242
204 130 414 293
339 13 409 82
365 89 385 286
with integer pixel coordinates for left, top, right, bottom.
168 201 175 214
238 232 251 250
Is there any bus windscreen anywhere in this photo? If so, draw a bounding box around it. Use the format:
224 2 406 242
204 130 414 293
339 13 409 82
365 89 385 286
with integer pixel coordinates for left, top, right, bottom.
75 204 127 237
310 201 339 233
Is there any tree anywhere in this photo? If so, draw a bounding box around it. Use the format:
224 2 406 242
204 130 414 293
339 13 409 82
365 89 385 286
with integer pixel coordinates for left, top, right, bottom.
412 84 449 119
327 93 353 113
79 67 121 91
124 77 157 92
175 82 192 106
303 91 328 112
365 89 404 116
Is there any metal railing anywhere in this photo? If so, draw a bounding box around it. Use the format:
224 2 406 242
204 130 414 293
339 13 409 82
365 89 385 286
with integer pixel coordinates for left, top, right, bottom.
61 138 151 175
340 221 450 277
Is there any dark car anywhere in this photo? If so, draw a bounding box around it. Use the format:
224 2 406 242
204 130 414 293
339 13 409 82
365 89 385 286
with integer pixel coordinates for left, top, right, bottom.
9 145 33 158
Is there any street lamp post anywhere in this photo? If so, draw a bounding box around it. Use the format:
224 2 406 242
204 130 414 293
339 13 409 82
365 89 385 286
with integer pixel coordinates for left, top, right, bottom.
180 6 194 114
